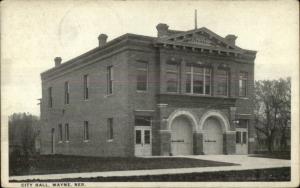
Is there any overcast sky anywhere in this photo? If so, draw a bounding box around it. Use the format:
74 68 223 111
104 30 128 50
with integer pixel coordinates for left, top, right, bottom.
1 0 299 116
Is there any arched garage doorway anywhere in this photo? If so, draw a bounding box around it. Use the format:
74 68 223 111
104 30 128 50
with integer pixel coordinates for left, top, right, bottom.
199 110 230 155
203 117 223 154
171 116 193 155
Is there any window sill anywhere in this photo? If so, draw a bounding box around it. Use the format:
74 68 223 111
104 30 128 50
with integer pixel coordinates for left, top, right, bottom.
83 140 89 143
166 91 179 94
107 139 114 142
65 141 70 143
239 97 249 100
58 141 63 144
184 93 212 97
136 90 148 93
104 94 114 98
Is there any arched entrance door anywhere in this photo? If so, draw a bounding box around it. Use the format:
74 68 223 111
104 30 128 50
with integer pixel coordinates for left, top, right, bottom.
203 117 223 154
171 116 193 155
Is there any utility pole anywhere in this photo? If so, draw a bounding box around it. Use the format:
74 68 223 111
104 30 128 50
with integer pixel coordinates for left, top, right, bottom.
195 9 198 30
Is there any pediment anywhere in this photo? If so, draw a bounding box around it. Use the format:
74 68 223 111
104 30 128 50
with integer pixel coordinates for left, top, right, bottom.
174 33 224 48
157 27 239 50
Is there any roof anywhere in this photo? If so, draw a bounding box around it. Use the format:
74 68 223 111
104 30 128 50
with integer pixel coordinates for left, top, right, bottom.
41 24 256 79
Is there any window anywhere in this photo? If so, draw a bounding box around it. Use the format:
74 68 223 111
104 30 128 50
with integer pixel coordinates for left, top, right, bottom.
107 118 113 140
65 123 69 141
107 66 113 94
136 62 148 91
135 130 141 144
83 75 89 99
242 132 247 144
64 81 69 104
144 130 150 144
48 87 53 108
166 63 179 92
135 116 151 126
239 72 248 97
58 124 63 142
83 121 89 141
236 131 241 144
185 65 211 95
216 69 229 96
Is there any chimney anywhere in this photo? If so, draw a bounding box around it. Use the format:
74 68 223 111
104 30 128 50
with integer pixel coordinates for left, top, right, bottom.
54 57 62 67
98 34 108 47
225 34 237 46
156 23 169 37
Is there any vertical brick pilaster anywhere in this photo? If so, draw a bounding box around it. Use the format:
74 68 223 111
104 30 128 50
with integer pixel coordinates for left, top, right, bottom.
160 130 171 156
180 59 186 94
229 107 237 130
224 132 236 154
212 64 218 97
193 132 203 155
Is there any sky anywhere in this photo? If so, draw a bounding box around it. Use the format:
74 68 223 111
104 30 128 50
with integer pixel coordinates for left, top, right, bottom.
1 0 299 116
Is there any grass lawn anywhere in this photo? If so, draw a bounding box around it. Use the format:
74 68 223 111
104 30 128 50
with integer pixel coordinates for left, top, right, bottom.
250 151 290 160
11 167 290 182
10 155 237 176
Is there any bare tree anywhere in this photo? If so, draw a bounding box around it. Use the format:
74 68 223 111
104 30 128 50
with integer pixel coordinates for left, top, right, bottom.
254 78 291 152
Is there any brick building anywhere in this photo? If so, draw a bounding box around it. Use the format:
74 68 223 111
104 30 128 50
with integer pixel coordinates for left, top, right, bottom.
40 23 257 157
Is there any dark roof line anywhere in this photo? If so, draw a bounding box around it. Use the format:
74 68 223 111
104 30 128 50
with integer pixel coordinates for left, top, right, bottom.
41 33 156 76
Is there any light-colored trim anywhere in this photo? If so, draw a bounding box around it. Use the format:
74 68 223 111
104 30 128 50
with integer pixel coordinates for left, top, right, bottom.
159 130 171 133
104 93 114 98
157 103 168 108
167 109 198 132
107 139 114 142
238 113 252 116
134 110 155 112
198 110 230 133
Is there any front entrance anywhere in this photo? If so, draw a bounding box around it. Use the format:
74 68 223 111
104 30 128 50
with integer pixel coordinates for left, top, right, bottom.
203 117 223 154
134 126 152 156
236 128 248 154
171 116 193 155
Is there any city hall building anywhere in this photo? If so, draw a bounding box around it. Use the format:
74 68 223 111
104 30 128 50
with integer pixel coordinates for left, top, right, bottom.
40 23 257 157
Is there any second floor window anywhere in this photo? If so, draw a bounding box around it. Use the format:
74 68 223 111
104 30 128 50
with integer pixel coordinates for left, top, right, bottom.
216 69 229 96
239 72 248 97
83 75 89 100
136 61 148 91
107 118 113 140
186 65 211 95
166 63 179 92
64 81 69 104
48 87 52 108
65 123 69 141
107 66 113 94
84 121 89 141
58 124 63 142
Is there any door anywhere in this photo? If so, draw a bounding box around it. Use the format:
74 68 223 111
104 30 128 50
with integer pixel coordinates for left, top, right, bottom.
51 128 55 154
203 118 223 154
134 126 152 156
171 116 193 155
236 128 248 154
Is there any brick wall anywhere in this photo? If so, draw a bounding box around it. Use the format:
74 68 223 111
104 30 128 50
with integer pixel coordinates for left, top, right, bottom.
40 50 133 157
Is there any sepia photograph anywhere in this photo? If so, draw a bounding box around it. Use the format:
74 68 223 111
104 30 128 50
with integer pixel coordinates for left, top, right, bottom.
1 0 299 187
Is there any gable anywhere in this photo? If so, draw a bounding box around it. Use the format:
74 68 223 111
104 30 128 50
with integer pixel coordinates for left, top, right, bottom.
157 27 239 51
172 32 226 48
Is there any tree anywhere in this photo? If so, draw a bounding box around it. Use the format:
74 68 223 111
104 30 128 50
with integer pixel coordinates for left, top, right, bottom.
9 113 40 157
254 78 291 152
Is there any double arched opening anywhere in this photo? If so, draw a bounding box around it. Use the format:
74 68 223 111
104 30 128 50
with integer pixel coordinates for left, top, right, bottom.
167 110 230 155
